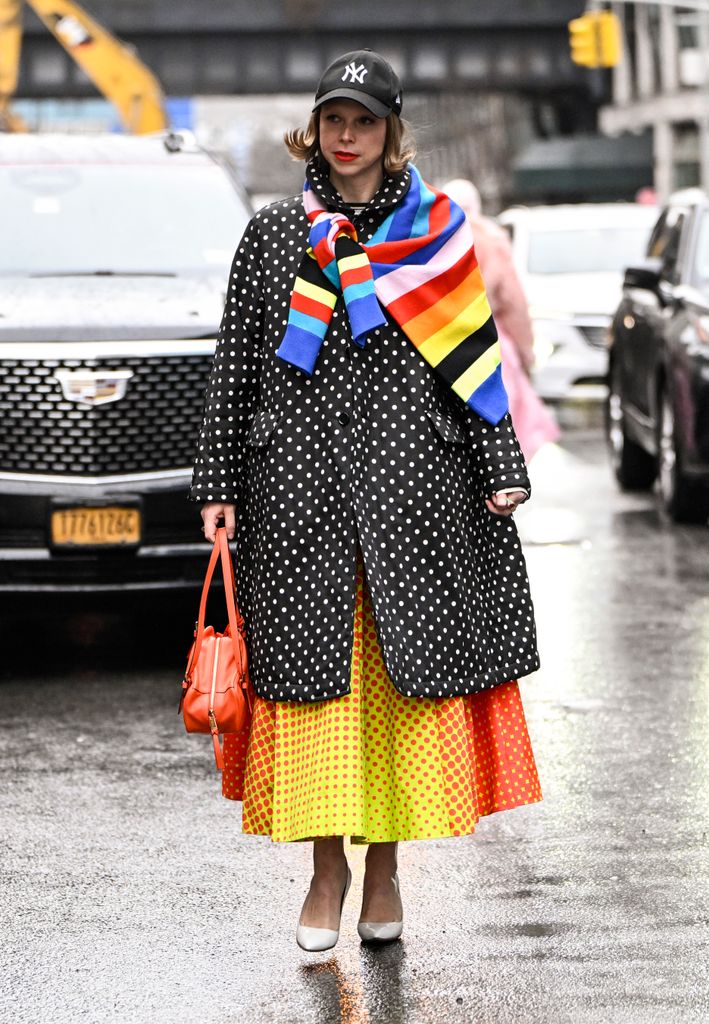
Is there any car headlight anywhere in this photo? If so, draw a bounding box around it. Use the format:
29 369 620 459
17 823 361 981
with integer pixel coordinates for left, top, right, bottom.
531 318 577 369
533 334 557 369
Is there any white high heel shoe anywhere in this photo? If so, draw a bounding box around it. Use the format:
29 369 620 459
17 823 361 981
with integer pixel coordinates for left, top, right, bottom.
357 874 403 943
296 866 352 952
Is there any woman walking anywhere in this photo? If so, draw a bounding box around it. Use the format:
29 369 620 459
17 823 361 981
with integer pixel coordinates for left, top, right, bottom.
190 49 542 952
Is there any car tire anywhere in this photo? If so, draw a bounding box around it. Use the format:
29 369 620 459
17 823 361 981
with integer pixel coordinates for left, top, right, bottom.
657 390 709 523
605 368 657 490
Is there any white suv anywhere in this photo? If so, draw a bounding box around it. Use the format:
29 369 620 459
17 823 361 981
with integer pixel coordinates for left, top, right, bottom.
498 203 657 401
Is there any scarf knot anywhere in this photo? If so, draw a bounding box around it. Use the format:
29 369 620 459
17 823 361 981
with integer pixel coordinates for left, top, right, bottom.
279 207 387 372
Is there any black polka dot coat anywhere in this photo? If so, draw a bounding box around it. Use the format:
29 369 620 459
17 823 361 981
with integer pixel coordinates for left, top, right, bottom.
189 162 540 703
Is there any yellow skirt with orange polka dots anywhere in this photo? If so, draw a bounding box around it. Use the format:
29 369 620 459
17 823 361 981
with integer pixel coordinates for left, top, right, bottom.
221 561 542 843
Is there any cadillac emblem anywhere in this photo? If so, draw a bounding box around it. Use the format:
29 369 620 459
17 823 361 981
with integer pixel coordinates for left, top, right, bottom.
53 369 134 407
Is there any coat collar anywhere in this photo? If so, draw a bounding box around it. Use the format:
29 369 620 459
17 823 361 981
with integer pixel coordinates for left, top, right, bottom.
305 158 411 216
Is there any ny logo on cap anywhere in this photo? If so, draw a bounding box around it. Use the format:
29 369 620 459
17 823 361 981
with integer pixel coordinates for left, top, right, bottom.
342 61 368 84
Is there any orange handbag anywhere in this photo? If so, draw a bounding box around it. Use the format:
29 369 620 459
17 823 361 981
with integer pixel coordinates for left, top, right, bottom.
179 527 254 770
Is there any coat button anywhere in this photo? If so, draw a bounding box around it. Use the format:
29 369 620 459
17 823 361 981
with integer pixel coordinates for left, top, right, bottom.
337 411 350 426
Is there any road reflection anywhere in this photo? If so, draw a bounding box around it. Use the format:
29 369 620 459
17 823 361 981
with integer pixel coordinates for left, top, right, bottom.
299 944 407 1024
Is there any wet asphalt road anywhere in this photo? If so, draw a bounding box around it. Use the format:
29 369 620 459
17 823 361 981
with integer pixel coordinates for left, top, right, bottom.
1 428 708 1024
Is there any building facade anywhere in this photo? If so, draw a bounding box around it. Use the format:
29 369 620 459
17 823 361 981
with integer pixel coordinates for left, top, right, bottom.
600 1 709 200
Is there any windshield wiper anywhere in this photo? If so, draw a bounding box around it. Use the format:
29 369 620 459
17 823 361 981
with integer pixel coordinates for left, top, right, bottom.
30 270 178 278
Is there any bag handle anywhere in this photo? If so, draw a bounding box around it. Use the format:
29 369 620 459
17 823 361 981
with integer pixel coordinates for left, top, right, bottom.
217 528 248 682
185 527 246 684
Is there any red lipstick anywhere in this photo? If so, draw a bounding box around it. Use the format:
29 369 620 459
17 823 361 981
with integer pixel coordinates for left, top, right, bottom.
334 152 357 162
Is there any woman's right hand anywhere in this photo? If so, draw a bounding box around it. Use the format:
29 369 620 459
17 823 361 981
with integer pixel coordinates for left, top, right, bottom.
200 502 236 543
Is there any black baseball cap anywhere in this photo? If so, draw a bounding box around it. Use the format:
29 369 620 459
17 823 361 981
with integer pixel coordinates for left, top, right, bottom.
312 49 403 119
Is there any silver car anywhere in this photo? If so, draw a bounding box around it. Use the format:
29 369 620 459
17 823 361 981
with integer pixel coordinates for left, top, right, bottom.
498 203 658 401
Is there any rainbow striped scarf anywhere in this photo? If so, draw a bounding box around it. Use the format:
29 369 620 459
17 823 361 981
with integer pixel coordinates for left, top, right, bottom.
276 165 508 425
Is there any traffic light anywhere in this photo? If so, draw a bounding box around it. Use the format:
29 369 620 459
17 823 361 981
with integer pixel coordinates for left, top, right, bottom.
597 10 621 67
569 13 598 68
568 10 622 69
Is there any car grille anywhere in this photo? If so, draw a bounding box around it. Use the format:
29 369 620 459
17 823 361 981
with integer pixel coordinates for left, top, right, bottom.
576 324 609 349
0 353 212 476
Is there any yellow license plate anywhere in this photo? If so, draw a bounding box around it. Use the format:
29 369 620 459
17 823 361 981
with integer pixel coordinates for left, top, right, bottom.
50 506 141 546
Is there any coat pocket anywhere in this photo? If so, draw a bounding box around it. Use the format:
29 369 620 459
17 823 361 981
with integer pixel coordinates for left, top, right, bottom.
246 408 282 448
425 406 471 445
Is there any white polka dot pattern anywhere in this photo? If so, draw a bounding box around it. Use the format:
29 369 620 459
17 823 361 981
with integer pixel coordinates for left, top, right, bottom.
190 163 539 703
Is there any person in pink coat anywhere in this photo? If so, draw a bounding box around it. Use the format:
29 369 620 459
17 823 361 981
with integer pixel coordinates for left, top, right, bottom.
442 178 559 462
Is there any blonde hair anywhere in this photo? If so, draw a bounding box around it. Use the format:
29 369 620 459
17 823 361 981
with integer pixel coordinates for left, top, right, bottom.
284 110 416 174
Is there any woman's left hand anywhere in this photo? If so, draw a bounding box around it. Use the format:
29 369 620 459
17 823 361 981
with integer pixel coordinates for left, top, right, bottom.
485 490 528 517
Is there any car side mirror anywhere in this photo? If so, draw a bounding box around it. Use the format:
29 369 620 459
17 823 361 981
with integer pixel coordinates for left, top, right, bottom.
623 259 662 293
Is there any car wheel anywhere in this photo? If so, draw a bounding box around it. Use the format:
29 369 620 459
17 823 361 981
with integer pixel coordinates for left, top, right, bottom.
605 368 656 490
657 390 709 523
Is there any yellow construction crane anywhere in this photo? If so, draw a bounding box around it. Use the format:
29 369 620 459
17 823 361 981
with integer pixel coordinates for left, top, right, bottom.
0 0 167 132
0 0 23 129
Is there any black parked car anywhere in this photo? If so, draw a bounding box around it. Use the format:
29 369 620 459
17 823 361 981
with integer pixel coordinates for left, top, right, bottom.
0 131 251 591
606 189 709 522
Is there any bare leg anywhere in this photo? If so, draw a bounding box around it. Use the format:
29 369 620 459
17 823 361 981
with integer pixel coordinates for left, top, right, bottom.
360 841 403 923
298 836 350 930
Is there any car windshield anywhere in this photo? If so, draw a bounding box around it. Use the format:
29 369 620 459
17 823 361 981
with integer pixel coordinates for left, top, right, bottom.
0 162 250 276
691 210 709 290
527 225 653 275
